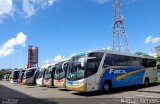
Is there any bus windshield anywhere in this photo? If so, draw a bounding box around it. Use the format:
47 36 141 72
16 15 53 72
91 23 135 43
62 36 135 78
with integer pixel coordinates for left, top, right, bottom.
55 61 69 80
67 54 87 81
37 69 45 79
45 65 56 79
67 52 104 81
23 70 36 79
55 62 65 79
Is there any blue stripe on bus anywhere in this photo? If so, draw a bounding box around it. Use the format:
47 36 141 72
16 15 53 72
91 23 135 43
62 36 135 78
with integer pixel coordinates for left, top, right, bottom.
99 67 145 90
67 81 73 85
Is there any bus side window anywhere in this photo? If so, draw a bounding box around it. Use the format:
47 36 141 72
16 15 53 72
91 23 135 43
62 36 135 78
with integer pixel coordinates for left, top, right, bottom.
86 59 99 77
103 54 115 68
142 59 157 67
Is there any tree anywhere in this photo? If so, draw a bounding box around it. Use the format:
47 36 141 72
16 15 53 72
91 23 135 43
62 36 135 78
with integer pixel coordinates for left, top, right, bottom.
0 71 4 80
157 56 160 69
155 46 160 56
155 46 160 69
135 52 154 58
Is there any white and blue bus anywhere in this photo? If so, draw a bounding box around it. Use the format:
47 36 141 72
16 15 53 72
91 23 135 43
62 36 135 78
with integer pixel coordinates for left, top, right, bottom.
66 49 158 92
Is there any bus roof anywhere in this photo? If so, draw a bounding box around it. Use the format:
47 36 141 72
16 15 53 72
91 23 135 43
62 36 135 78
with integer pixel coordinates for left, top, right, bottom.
41 64 51 69
27 67 39 70
73 48 154 60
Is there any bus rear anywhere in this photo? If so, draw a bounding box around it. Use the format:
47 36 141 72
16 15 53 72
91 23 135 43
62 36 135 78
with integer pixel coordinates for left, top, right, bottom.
11 70 20 83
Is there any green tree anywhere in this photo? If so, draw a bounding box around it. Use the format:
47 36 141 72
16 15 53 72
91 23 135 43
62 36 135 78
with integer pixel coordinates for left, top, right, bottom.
0 71 4 79
155 46 160 56
135 52 154 58
157 56 160 69
155 46 160 69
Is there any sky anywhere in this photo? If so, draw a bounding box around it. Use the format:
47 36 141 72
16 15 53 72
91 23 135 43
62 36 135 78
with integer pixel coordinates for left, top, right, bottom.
0 0 160 69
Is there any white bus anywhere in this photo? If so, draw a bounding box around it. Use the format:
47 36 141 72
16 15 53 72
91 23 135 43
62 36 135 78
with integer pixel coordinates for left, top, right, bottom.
66 49 158 92
23 67 40 85
54 59 70 88
43 63 57 87
36 65 49 86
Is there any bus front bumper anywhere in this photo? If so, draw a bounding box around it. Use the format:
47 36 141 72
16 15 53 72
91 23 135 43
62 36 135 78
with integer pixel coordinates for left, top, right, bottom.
66 83 87 92
54 79 66 88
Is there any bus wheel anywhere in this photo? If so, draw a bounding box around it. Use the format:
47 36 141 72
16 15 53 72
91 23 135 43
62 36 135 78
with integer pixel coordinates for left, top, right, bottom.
144 78 149 87
103 81 111 93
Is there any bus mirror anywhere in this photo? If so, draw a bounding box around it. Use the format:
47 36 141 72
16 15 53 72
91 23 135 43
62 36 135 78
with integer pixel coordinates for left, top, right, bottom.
81 57 96 67
103 64 110 68
81 58 86 67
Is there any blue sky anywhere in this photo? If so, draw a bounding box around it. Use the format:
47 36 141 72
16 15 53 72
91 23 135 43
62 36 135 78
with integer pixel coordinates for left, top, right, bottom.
0 0 160 69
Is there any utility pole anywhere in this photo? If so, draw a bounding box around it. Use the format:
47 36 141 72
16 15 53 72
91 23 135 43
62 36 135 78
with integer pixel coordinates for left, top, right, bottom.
112 0 130 52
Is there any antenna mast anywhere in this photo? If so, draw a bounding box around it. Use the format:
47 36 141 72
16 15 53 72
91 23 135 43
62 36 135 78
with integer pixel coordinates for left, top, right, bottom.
112 0 130 52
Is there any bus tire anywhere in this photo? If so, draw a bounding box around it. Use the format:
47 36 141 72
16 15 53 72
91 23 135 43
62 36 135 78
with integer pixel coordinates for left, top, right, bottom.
144 77 149 87
103 81 112 93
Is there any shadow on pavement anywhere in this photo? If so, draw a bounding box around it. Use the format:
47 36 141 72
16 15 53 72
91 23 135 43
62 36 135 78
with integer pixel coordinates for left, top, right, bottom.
0 85 58 104
137 90 160 94
72 83 160 97
0 84 119 104
58 88 71 91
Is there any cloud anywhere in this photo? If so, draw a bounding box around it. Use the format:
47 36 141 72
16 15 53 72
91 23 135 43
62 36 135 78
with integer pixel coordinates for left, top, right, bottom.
107 47 111 50
145 36 160 44
0 32 27 57
41 59 53 65
0 0 59 21
54 55 64 62
93 0 110 4
42 54 65 65
23 0 36 18
41 63 51 68
0 0 14 22
149 53 157 58
44 59 49 64
22 0 58 18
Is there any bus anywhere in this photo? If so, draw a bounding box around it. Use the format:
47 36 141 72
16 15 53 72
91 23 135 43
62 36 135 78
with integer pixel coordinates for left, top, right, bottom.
2 74 10 81
54 59 69 88
36 65 49 86
18 70 25 84
66 49 158 92
10 70 20 83
43 63 57 87
23 67 40 85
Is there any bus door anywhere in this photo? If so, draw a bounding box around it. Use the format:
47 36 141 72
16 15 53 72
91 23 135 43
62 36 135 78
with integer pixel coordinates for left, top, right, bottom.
86 59 100 91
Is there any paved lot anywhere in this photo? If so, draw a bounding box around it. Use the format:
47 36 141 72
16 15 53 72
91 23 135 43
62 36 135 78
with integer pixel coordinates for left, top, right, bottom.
0 81 160 104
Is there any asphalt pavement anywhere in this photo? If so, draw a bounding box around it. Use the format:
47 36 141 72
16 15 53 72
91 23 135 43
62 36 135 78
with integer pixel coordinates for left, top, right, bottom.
0 81 160 104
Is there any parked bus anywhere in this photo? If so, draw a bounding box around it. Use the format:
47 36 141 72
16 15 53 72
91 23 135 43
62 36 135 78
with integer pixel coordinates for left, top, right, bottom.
2 74 10 81
43 63 57 87
36 65 49 86
23 67 40 85
54 59 69 88
66 49 158 92
10 70 20 83
18 70 26 84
